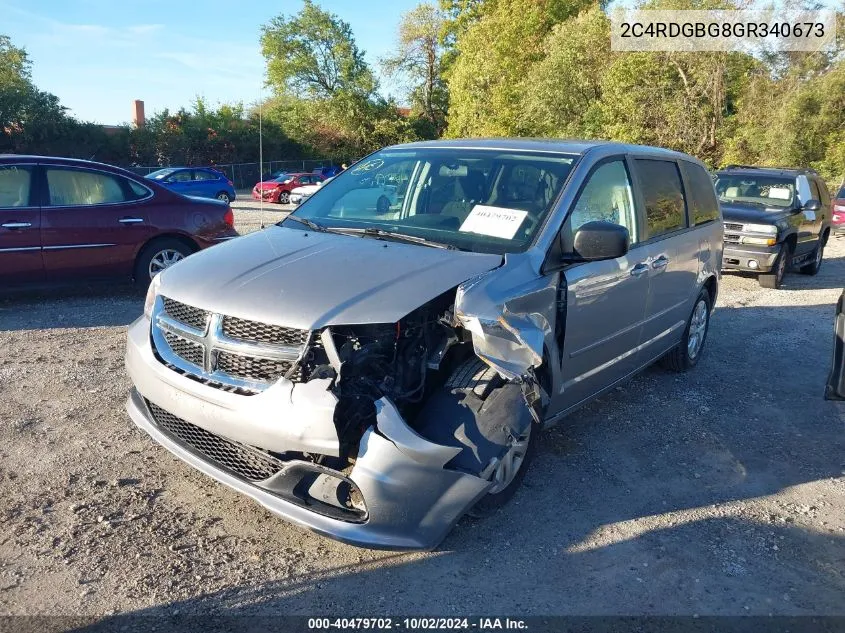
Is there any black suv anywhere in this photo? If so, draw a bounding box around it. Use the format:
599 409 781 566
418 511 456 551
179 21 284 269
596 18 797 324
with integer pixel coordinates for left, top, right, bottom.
714 165 831 288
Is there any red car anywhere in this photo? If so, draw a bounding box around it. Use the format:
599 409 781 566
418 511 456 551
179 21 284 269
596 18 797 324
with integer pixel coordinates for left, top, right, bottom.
252 172 324 205
0 155 238 288
833 185 845 235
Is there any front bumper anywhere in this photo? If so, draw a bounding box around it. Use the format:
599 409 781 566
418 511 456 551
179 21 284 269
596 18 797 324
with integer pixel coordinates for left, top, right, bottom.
125 316 490 550
722 243 780 273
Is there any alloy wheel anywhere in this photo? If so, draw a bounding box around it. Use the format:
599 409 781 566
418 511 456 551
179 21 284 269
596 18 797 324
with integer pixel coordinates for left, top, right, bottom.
216 192 230 202
484 425 532 495
687 299 708 360
148 249 185 279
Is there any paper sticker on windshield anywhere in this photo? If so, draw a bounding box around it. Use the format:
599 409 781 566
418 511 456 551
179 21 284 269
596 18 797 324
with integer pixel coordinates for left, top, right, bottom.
459 205 528 240
768 187 792 200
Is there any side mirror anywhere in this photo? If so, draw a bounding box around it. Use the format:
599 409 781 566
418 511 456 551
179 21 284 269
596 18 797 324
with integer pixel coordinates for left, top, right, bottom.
804 199 821 212
570 221 630 262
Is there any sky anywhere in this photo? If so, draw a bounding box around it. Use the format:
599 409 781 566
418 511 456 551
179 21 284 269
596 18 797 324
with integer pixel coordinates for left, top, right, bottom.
0 0 419 124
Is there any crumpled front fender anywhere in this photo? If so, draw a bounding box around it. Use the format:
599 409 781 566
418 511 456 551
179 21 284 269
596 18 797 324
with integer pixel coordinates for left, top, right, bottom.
454 254 558 382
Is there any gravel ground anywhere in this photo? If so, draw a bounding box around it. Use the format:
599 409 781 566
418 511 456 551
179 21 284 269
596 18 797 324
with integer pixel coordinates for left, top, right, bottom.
231 194 293 235
0 235 843 620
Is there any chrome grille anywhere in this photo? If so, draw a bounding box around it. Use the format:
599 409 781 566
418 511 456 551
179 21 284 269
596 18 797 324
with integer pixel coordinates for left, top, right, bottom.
724 222 744 232
163 331 204 368
162 297 209 331
147 402 282 482
152 296 310 394
216 351 293 382
724 234 741 244
222 316 309 346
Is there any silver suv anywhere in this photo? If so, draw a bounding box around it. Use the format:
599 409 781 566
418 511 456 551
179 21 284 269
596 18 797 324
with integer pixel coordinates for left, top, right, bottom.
125 140 723 549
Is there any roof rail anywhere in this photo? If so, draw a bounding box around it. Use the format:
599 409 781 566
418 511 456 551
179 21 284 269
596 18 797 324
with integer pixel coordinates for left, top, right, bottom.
723 164 819 175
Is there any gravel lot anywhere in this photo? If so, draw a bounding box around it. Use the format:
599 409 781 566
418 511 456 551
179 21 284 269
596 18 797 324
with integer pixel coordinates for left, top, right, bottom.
1 232 843 620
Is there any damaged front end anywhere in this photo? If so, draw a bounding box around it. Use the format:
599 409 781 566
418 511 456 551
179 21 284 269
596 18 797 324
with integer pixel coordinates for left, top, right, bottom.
126 258 556 549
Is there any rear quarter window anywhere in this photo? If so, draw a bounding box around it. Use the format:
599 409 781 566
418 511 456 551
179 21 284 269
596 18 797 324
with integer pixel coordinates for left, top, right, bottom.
681 161 720 225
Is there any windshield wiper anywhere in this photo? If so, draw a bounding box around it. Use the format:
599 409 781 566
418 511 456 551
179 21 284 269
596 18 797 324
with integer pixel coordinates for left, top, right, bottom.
337 227 459 250
283 215 331 233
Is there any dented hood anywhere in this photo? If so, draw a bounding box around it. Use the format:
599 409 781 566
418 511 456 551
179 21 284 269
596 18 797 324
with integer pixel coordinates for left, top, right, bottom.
158 226 502 329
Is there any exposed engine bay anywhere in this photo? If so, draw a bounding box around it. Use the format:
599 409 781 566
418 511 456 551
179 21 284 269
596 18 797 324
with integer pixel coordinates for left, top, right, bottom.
300 292 471 462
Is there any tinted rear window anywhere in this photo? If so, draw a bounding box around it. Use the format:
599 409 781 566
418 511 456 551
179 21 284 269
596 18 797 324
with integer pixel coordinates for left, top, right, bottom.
634 159 688 239
681 161 720 226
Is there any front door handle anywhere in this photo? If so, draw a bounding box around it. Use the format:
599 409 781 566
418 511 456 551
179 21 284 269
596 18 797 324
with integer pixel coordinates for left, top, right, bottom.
1 222 32 229
630 262 649 277
119 217 144 224
652 255 670 270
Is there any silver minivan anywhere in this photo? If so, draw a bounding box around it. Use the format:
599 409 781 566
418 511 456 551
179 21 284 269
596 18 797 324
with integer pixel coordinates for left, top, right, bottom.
125 139 722 549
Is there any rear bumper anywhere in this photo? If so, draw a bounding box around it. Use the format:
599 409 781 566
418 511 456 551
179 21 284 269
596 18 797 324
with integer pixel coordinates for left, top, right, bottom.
833 224 845 235
124 316 490 550
722 243 779 273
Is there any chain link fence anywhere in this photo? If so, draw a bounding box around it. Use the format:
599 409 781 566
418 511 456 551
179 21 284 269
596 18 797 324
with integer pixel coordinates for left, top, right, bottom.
129 159 336 191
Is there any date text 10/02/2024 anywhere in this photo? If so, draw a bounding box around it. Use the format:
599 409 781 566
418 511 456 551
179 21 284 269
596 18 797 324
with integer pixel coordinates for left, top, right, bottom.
307 618 529 630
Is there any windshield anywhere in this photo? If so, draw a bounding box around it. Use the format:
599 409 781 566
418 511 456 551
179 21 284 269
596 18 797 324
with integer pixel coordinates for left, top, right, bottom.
280 148 577 254
146 168 176 180
714 174 796 208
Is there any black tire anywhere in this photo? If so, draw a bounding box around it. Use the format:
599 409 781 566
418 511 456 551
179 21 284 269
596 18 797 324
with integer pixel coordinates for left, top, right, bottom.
799 240 824 275
215 191 232 203
445 358 540 518
759 243 791 289
278 191 290 205
660 288 711 372
133 237 195 287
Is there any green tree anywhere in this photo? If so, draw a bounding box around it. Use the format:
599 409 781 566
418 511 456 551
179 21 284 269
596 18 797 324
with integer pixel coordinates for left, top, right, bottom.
520 6 610 139
444 0 593 137
261 0 376 99
382 3 449 135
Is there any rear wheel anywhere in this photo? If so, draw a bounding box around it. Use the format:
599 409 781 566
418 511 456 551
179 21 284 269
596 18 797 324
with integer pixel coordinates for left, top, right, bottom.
759 243 791 289
800 240 824 275
134 237 195 287
215 191 232 203
660 288 711 372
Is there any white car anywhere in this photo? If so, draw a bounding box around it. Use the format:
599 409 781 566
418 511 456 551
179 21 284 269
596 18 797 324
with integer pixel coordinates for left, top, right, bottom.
290 177 333 206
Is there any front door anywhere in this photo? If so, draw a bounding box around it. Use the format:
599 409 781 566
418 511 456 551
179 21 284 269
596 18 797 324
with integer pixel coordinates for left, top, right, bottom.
40 166 154 279
0 164 43 284
552 158 650 414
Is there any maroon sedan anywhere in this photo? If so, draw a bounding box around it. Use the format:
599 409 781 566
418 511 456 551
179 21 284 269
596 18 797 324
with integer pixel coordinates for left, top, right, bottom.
0 155 238 287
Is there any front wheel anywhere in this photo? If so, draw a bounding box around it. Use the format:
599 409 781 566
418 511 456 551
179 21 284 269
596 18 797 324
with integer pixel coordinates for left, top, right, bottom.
660 288 711 372
278 191 290 205
759 243 790 289
134 237 195 287
800 241 824 275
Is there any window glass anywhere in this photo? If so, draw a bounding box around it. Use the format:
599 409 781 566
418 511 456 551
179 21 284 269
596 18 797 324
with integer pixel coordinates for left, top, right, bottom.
194 170 218 181
128 180 151 198
568 160 638 243
168 170 192 183
0 166 32 207
714 173 795 208
808 178 820 202
635 159 687 238
836 186 845 200
681 162 720 225
283 148 576 255
47 168 128 206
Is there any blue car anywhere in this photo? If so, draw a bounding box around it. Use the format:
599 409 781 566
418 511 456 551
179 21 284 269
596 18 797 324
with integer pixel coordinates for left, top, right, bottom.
145 167 236 203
